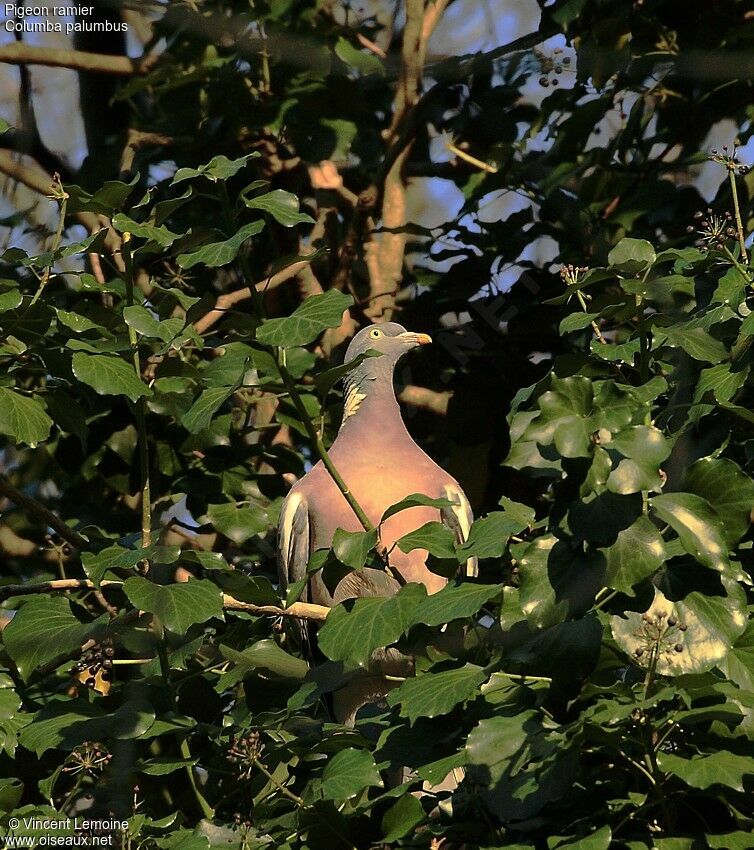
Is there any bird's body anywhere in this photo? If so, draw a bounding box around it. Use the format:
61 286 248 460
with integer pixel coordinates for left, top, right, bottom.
278 323 476 722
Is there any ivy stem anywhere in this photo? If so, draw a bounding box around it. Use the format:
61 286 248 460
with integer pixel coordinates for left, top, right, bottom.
122 233 152 553
252 757 304 807
30 174 68 306
218 182 263 327
275 354 374 533
575 289 607 345
728 166 749 266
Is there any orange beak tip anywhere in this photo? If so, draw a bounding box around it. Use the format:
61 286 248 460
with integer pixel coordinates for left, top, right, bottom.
417 333 433 346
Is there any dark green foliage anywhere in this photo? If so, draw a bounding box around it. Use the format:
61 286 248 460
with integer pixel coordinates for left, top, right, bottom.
1 1 754 848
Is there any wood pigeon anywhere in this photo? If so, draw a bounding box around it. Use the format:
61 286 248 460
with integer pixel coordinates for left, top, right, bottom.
278 322 477 722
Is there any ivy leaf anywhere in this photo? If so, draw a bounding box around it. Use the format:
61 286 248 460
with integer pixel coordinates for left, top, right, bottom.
256 290 353 348
659 326 728 363
608 237 656 273
606 425 672 494
3 598 105 681
244 189 314 227
683 457 754 547
314 350 382 399
559 311 599 334
334 37 385 76
172 153 259 184
321 748 382 801
82 544 179 586
387 664 486 723
719 621 754 692
656 751 754 793
651 493 729 573
123 306 184 343
218 640 308 686
611 585 747 676
317 583 425 668
72 352 152 402
0 389 53 447
0 286 22 313
112 214 179 247
381 794 425 842
602 516 665 595
396 522 457 559
123 577 223 634
466 711 538 783
411 582 501 628
332 527 379 570
381 492 456 522
459 512 525 558
176 221 265 269
181 387 233 434
205 502 269 544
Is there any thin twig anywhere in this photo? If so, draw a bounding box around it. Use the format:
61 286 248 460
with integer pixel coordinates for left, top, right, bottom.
0 475 88 550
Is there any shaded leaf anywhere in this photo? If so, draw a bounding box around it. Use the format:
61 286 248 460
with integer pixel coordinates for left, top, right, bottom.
256 290 353 348
387 664 486 723
0 389 52 447
321 748 382 800
123 577 223 634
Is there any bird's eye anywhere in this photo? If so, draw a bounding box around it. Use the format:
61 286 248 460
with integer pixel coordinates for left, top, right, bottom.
369 328 382 339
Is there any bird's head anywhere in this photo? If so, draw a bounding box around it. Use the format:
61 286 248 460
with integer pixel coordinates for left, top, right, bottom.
344 322 432 373
340 324 432 422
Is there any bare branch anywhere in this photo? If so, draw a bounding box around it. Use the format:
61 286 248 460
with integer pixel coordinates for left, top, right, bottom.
0 577 331 622
398 384 452 414
0 43 158 76
0 475 88 550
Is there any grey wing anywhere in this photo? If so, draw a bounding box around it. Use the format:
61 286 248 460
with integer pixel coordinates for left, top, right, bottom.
440 482 478 579
277 490 312 647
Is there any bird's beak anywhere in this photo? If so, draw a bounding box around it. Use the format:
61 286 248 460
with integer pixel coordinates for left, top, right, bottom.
400 332 432 347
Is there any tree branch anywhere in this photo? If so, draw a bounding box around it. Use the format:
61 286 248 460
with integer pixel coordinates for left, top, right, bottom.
398 384 452 414
0 475 88 550
0 577 331 622
0 43 158 76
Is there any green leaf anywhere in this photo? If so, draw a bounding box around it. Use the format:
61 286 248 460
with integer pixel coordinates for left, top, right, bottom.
321 748 382 801
707 833 754 850
82 544 179 586
0 286 22 313
0 389 53 447
172 153 258 184
396 521 457 559
112 214 179 247
334 37 385 75
412 582 501 627
552 826 612 850
176 221 265 269
381 492 456 522
317 583 425 668
656 750 754 793
3 598 104 681
123 306 184 343
608 237 656 273
684 457 754 547
466 711 537 782
659 325 728 363
332 527 379 570
386 663 486 723
139 757 197 776
611 585 747 676
205 502 269 544
71 352 152 402
19 699 154 756
720 621 754 691
201 342 255 387
123 577 223 634
181 387 233 433
459 512 525 558
314 350 382 399
602 516 665 595
559 311 599 334
381 794 424 842
244 189 314 227
218 640 308 685
606 425 672 494
651 493 729 572
256 289 353 348
55 309 104 334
